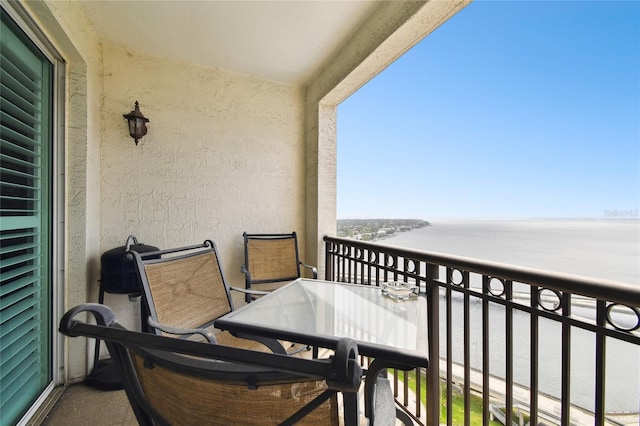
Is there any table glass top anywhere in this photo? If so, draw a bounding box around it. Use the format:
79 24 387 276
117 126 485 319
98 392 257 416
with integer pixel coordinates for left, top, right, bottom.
224 279 427 361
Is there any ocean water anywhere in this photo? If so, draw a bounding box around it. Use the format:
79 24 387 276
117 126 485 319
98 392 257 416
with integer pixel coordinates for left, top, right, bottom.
383 219 639 285
383 219 640 414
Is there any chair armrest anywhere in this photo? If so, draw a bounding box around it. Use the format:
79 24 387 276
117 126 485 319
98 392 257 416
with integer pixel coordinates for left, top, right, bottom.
148 317 217 344
229 286 269 296
300 262 318 279
364 360 416 425
368 377 414 425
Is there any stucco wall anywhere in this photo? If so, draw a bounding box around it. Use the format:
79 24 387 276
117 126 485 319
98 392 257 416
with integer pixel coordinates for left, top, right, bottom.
99 42 306 336
24 0 104 382
22 0 306 382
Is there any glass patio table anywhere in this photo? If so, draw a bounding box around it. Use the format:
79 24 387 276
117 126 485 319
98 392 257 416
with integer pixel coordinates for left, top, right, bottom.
216 278 428 424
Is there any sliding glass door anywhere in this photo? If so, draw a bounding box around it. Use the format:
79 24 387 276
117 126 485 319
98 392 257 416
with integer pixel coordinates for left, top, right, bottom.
0 8 54 425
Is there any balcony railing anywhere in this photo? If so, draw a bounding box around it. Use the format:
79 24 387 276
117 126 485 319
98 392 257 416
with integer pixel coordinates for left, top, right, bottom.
324 236 640 426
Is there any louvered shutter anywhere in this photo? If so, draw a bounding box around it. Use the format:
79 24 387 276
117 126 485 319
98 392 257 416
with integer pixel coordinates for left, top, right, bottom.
1 8 53 425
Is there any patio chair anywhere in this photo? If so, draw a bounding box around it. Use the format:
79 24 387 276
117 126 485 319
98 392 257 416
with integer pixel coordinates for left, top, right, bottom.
130 240 287 354
59 304 366 426
241 232 317 303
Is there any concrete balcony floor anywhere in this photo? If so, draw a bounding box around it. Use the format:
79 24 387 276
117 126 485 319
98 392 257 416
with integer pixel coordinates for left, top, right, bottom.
42 383 136 426
41 380 376 426
41 347 393 426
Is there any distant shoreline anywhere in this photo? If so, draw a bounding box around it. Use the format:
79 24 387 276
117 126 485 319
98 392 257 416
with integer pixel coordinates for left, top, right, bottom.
337 218 429 242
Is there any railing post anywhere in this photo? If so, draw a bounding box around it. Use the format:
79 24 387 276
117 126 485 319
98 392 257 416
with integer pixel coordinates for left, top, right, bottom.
324 237 333 280
426 263 440 426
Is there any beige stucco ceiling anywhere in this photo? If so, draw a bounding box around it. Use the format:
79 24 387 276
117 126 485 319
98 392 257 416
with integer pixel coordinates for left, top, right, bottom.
78 0 382 85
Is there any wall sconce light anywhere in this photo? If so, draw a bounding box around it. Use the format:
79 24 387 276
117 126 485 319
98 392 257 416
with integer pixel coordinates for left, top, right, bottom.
123 101 149 145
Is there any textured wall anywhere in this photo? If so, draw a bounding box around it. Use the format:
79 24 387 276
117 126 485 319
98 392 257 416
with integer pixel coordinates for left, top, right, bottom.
27 0 104 381
100 41 305 295
22 2 305 381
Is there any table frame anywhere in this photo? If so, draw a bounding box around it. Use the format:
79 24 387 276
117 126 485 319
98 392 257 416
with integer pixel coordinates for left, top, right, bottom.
217 278 428 425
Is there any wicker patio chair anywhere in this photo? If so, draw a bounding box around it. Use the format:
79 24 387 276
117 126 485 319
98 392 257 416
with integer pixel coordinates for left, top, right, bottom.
59 304 367 426
241 232 317 303
130 240 287 354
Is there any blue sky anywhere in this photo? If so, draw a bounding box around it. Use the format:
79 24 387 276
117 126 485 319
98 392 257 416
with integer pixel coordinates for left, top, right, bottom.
337 0 640 220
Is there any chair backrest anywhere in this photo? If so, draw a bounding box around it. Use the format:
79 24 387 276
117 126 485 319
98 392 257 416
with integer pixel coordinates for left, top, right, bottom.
59 305 352 425
131 240 233 333
127 350 337 425
243 232 302 283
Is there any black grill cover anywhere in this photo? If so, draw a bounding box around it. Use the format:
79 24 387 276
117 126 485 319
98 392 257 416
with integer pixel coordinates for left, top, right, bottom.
100 235 159 294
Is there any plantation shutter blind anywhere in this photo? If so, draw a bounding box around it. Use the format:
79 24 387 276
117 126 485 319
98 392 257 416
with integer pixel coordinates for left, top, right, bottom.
0 8 53 425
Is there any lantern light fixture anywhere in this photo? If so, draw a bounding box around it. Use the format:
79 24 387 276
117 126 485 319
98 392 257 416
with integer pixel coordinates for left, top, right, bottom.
123 101 149 145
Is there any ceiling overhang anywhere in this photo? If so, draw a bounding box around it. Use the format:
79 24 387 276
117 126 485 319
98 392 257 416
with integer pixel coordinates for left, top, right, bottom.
78 1 383 85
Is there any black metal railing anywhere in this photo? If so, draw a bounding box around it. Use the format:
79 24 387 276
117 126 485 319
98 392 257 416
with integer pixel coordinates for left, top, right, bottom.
324 236 640 426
